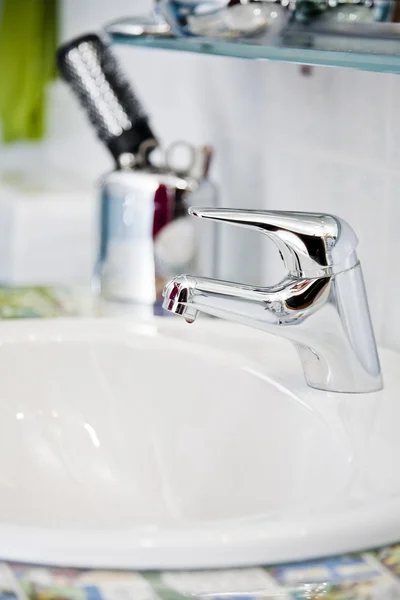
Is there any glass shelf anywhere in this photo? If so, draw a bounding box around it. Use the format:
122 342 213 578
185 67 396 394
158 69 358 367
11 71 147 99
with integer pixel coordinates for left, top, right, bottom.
108 18 400 74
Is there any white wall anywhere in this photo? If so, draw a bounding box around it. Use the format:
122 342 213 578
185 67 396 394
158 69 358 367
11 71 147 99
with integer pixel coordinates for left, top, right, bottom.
2 1 398 348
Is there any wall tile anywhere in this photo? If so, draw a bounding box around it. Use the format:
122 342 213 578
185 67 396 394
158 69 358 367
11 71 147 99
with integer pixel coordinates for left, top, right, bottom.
262 62 391 168
381 173 400 351
386 74 400 168
213 136 266 284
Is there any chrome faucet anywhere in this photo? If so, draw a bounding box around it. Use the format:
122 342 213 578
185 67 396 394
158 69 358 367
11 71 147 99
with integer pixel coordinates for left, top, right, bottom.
163 208 382 394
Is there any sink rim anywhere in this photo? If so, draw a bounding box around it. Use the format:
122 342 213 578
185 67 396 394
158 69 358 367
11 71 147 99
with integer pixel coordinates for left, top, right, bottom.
0 316 398 569
1 494 400 569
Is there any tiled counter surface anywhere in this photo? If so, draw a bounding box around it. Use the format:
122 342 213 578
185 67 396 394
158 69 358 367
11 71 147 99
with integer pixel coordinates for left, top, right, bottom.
1 287 400 600
0 288 78 320
2 550 400 600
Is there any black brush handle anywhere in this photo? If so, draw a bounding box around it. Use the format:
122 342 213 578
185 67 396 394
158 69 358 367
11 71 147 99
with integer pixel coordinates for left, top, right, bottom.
57 33 157 163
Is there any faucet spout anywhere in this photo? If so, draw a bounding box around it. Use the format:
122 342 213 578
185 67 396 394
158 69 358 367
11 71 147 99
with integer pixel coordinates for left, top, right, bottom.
163 274 328 329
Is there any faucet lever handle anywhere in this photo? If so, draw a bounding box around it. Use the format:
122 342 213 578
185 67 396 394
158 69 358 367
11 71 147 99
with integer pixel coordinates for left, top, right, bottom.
189 207 359 278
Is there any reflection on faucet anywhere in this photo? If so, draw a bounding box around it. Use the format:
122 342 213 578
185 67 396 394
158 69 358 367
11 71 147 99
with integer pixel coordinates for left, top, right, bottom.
163 208 382 394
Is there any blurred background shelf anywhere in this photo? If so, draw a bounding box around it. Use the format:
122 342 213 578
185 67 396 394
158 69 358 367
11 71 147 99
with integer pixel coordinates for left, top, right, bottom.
108 19 400 73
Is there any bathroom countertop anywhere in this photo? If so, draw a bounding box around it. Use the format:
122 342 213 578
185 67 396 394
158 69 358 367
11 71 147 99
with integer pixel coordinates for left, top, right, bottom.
1 286 400 599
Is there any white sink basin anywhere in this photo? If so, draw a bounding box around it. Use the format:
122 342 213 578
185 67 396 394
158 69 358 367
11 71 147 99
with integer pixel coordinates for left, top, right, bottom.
0 316 399 568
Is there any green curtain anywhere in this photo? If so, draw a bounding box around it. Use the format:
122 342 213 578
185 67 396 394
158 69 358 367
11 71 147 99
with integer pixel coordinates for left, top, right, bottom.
0 0 59 142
